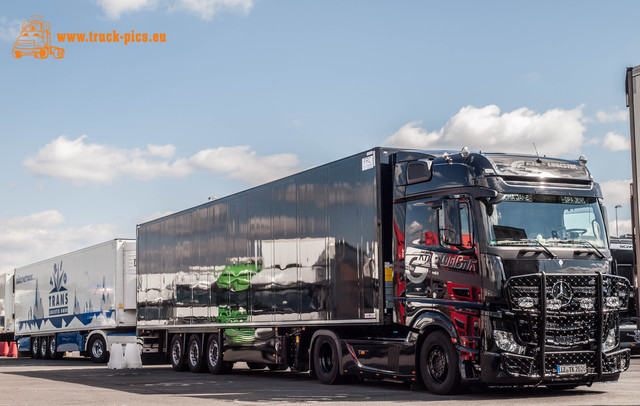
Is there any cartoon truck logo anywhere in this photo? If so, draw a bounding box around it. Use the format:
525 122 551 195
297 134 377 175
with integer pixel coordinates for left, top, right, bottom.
12 15 64 59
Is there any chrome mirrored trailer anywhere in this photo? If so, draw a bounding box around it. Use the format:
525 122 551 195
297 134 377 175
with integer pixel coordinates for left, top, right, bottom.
137 147 630 395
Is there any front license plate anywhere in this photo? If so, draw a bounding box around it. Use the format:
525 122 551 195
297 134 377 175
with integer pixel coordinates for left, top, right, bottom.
556 364 587 375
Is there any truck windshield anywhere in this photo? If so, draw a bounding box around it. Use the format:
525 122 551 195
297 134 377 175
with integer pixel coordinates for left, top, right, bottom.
483 194 606 248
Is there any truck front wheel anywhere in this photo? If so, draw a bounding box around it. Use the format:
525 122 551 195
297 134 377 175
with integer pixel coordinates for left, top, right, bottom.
187 334 206 373
312 335 341 385
89 335 108 363
170 335 188 371
419 331 461 395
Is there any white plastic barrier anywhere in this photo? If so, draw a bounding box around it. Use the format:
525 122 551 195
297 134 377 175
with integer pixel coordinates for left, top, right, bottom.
124 343 142 369
107 343 127 369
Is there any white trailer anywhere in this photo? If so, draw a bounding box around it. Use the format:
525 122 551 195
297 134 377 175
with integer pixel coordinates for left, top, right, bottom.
14 239 136 362
0 273 14 341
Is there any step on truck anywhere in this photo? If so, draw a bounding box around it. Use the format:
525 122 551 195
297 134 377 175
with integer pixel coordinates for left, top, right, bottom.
14 239 137 361
136 147 631 394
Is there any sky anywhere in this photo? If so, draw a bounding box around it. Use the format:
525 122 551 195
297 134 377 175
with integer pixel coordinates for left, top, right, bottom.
0 0 638 273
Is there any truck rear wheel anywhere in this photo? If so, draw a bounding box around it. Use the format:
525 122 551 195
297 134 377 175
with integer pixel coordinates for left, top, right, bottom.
31 337 40 359
170 335 188 371
89 335 108 363
187 334 206 373
312 335 341 385
49 335 61 359
40 336 50 359
419 331 461 395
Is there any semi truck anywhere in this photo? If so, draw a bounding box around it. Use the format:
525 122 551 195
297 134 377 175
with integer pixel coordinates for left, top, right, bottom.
13 239 137 362
136 147 631 394
0 273 14 342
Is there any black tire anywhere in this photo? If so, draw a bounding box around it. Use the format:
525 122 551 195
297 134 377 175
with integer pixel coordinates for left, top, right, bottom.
40 336 50 359
88 335 109 363
419 331 461 395
170 335 188 371
31 337 40 359
312 335 341 385
48 336 61 359
205 334 224 374
187 335 206 373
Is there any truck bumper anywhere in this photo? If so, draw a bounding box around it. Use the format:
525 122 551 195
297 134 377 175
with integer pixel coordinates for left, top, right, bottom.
480 348 630 385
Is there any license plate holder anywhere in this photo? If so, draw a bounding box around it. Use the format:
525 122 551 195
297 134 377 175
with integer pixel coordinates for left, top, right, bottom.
556 364 587 375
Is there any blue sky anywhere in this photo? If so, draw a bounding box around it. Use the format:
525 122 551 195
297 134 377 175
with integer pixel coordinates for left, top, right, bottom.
0 0 637 272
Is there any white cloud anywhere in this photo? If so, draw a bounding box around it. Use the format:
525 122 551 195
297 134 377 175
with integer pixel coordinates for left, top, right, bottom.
385 121 441 150
174 0 254 20
385 105 586 156
596 109 628 123
189 145 299 184
96 0 253 19
602 131 630 151
0 17 22 42
97 0 158 19
23 135 191 184
24 136 299 186
600 179 632 236
0 210 118 274
601 179 631 209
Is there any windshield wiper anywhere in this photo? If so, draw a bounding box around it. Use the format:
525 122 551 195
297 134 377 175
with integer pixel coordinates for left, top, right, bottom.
526 239 557 259
559 239 605 259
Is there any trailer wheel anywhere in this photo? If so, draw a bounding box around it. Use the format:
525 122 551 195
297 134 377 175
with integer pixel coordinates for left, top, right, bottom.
40 336 50 359
312 335 341 385
48 336 61 359
170 335 188 371
31 337 40 359
187 335 206 373
205 334 224 374
419 331 461 395
88 335 108 363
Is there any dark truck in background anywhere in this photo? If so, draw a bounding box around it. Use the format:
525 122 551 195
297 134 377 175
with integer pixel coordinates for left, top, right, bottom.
610 236 639 354
136 147 631 395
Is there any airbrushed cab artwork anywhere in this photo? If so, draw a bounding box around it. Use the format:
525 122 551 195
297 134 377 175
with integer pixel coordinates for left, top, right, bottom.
136 148 630 394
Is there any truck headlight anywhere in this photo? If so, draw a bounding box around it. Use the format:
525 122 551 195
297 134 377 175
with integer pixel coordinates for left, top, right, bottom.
605 297 620 308
493 330 526 355
602 328 617 352
517 297 535 308
547 299 562 311
579 298 594 310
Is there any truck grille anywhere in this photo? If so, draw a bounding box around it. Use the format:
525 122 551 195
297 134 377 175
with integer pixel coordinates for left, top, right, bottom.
501 273 631 379
506 273 630 348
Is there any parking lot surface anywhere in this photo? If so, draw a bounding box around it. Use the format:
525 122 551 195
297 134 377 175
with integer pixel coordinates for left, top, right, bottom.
1 355 639 405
